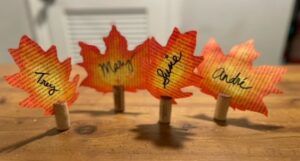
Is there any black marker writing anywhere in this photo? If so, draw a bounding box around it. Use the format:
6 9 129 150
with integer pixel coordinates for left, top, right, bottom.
34 72 59 96
157 52 182 88
99 55 134 77
212 68 252 89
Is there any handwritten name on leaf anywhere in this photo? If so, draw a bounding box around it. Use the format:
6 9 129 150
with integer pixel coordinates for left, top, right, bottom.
4 35 79 115
143 28 203 101
195 39 286 116
99 55 134 77
157 52 182 88
212 68 252 90
78 25 147 92
35 72 59 95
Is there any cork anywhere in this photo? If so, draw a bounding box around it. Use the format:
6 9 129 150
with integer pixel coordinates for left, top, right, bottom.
113 85 125 113
159 96 172 124
214 93 231 122
53 101 70 131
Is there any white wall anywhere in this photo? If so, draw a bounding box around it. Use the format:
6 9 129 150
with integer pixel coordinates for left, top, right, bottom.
168 0 295 65
0 0 32 64
0 0 295 65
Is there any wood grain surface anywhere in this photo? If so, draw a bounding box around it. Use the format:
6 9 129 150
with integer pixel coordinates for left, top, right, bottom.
0 64 299 161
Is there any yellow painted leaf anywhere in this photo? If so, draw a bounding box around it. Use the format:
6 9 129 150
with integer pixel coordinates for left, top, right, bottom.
195 39 287 116
5 36 80 115
144 28 203 102
78 25 148 92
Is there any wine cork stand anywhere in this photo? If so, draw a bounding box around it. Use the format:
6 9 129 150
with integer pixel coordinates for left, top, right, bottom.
159 96 172 124
53 101 70 131
113 85 125 113
214 93 231 122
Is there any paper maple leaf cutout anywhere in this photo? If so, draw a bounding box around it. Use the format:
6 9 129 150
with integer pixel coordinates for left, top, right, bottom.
78 25 148 92
5 36 80 115
144 28 203 102
195 39 287 116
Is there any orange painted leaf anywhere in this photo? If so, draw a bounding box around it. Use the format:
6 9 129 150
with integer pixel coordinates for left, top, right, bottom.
144 28 203 102
5 36 80 115
78 25 148 92
195 39 287 116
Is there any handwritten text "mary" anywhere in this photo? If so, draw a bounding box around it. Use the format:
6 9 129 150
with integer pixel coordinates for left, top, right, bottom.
99 55 134 77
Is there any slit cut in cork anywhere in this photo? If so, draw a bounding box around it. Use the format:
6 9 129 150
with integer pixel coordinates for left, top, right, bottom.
53 101 70 131
214 93 231 122
159 96 172 124
113 85 125 113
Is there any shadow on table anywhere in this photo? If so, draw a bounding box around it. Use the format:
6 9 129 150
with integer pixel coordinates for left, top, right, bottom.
74 125 97 135
130 123 195 149
191 114 283 131
0 128 61 153
0 96 6 105
70 109 143 117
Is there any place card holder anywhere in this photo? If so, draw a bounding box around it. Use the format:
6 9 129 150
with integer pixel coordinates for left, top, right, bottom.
159 96 172 124
113 85 125 113
53 101 70 131
214 93 231 122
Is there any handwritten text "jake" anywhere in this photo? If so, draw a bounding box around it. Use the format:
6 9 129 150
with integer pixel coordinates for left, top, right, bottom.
99 55 134 77
212 68 252 90
34 72 59 96
157 52 182 88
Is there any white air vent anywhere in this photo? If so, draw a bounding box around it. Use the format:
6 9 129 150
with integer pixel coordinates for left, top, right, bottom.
64 9 148 63
27 0 168 63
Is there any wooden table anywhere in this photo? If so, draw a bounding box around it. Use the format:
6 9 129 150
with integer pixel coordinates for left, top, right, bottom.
0 64 299 161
